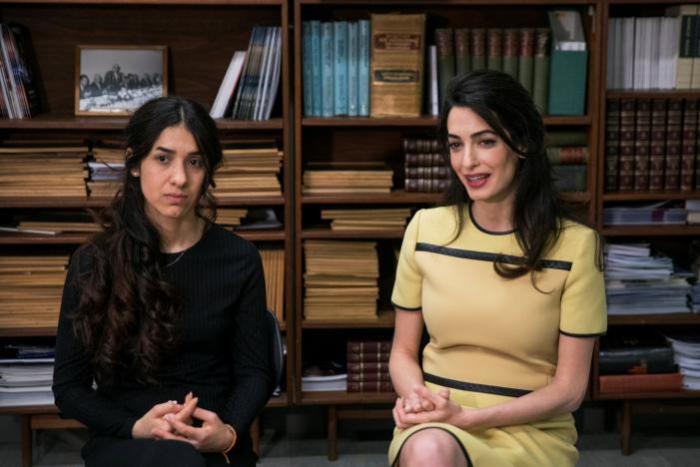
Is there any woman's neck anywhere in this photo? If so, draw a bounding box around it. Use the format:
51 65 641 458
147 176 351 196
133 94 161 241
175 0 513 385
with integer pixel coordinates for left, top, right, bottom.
153 215 205 253
470 198 515 233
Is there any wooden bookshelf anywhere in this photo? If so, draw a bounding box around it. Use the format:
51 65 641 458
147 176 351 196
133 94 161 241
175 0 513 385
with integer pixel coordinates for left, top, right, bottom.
601 225 700 236
608 314 700 326
300 391 395 405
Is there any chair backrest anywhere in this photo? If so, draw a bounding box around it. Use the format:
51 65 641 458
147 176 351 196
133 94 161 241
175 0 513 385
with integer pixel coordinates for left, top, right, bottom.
266 309 284 396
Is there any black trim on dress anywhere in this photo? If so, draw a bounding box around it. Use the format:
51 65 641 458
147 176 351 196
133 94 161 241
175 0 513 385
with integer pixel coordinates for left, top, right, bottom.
423 372 532 398
392 426 473 467
415 243 573 271
560 329 606 338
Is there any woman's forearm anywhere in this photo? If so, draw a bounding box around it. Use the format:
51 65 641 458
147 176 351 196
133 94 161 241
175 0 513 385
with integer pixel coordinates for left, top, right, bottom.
389 349 425 398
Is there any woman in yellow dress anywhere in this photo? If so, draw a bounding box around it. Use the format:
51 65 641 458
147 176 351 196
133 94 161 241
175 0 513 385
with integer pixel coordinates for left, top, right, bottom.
388 70 607 467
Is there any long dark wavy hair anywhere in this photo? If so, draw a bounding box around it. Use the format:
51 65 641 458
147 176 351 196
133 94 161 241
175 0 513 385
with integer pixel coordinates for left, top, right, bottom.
72 96 222 387
439 70 596 283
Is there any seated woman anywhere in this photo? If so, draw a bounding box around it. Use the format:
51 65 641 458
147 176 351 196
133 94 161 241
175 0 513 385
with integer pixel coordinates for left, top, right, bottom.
53 96 274 467
388 70 606 467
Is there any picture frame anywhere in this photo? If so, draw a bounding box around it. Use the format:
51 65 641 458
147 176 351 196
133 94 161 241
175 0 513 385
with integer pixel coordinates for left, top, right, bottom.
75 45 168 116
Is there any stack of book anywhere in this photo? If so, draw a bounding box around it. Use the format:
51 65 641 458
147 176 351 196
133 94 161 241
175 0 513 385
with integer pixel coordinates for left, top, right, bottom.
0 211 101 237
217 26 281 121
87 147 124 199
432 28 550 113
259 247 285 323
604 243 692 315
0 147 87 199
599 331 682 395
346 340 394 393
303 240 379 322
321 208 411 232
0 255 68 331
690 282 700 312
687 200 700 224
212 144 282 199
216 208 248 229
403 137 448 193
0 345 55 407
302 20 371 118
604 203 687 226
301 373 347 392
303 170 393 195
547 131 588 192
605 97 699 193
0 23 40 119
666 335 700 390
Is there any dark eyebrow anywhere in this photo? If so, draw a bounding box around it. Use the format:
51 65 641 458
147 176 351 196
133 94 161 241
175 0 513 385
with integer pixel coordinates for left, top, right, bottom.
154 146 201 156
447 130 496 140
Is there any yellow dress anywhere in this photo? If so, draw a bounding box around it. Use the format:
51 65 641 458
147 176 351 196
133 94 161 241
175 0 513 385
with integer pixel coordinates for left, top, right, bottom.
389 206 607 467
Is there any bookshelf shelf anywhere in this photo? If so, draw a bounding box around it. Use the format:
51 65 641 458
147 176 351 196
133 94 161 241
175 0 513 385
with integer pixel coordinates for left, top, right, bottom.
608 314 700 325
0 327 58 338
601 225 700 236
302 116 590 127
302 228 404 239
302 191 440 205
0 116 283 131
596 391 700 401
603 192 700 201
300 391 395 405
298 0 595 5
606 90 700 99
0 233 90 245
0 196 285 209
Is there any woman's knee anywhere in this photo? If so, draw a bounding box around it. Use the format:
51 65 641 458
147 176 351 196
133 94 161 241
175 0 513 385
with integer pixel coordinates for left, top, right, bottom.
399 429 467 467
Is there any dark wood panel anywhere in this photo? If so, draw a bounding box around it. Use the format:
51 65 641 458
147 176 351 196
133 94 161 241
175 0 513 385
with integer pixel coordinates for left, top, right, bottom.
1 4 280 115
608 314 700 325
603 192 700 201
0 116 283 130
301 391 396 405
602 225 700 236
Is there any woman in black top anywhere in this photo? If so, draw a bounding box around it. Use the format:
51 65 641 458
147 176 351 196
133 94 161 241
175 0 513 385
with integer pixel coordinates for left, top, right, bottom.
52 96 274 467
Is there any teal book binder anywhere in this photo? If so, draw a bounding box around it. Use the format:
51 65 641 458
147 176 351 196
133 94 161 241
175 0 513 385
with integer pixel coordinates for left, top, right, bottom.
333 21 349 116
310 21 322 117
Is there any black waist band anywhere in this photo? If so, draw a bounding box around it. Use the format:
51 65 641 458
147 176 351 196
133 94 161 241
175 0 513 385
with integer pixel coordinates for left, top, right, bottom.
423 372 532 398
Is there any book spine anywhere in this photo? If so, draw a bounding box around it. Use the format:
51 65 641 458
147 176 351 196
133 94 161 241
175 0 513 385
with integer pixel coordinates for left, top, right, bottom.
404 137 440 154
347 341 392 353
405 178 448 193
405 166 449 179
532 28 550 113
347 362 390 373
311 21 323 117
552 165 587 192
320 22 334 117
347 22 359 117
619 98 636 191
674 6 696 89
518 29 535 94
454 28 470 77
347 371 392 383
665 98 683 190
404 152 443 167
649 99 667 191
681 98 698 190
502 28 518 78
435 28 455 110
358 20 370 117
546 147 589 165
486 29 503 71
470 29 486 70
598 373 683 394
605 98 621 192
347 352 390 363
333 21 348 116
634 98 651 191
428 45 439 117
599 347 677 375
302 22 314 117
347 381 394 393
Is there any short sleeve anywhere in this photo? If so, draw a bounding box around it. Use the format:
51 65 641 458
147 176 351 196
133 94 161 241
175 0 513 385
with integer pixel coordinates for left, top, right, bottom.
559 228 607 337
391 209 423 311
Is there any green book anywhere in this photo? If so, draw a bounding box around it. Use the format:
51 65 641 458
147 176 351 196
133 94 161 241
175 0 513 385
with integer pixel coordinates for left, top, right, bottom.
502 29 518 78
533 28 551 113
471 28 486 70
518 29 534 94
487 29 502 71
454 28 470 77
435 28 455 107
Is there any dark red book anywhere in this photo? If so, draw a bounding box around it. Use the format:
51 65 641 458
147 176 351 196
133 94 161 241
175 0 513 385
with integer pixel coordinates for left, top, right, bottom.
347 371 392 383
405 166 449 179
634 98 651 191
347 380 394 393
681 99 698 191
605 98 621 192
403 138 439 154
347 340 391 353
347 361 389 373
649 98 667 191
619 98 636 191
598 373 683 394
665 98 683 190
347 352 390 363
405 178 448 193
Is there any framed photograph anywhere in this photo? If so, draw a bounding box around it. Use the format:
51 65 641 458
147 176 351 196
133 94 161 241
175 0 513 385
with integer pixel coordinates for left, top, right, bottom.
75 45 168 116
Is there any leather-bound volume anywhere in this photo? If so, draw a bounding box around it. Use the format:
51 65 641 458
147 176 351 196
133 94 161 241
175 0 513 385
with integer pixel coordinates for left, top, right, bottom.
435 28 455 108
405 166 449 179
347 371 392 383
681 99 698 191
634 98 651 192
405 178 448 193
347 340 391 353
347 361 389 373
665 98 683 190
649 99 667 191
404 153 442 167
546 146 588 165
598 373 683 394
470 28 486 71
605 98 621 192
404 137 440 154
347 380 394 393
618 98 636 191
347 351 389 363
486 28 502 72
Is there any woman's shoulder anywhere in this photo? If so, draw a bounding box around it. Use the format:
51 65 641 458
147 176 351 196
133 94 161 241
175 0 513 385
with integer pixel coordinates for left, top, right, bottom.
549 218 601 260
205 223 259 258
410 205 455 228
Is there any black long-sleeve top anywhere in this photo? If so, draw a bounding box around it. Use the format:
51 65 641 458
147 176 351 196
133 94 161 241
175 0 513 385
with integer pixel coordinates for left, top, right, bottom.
52 224 273 444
